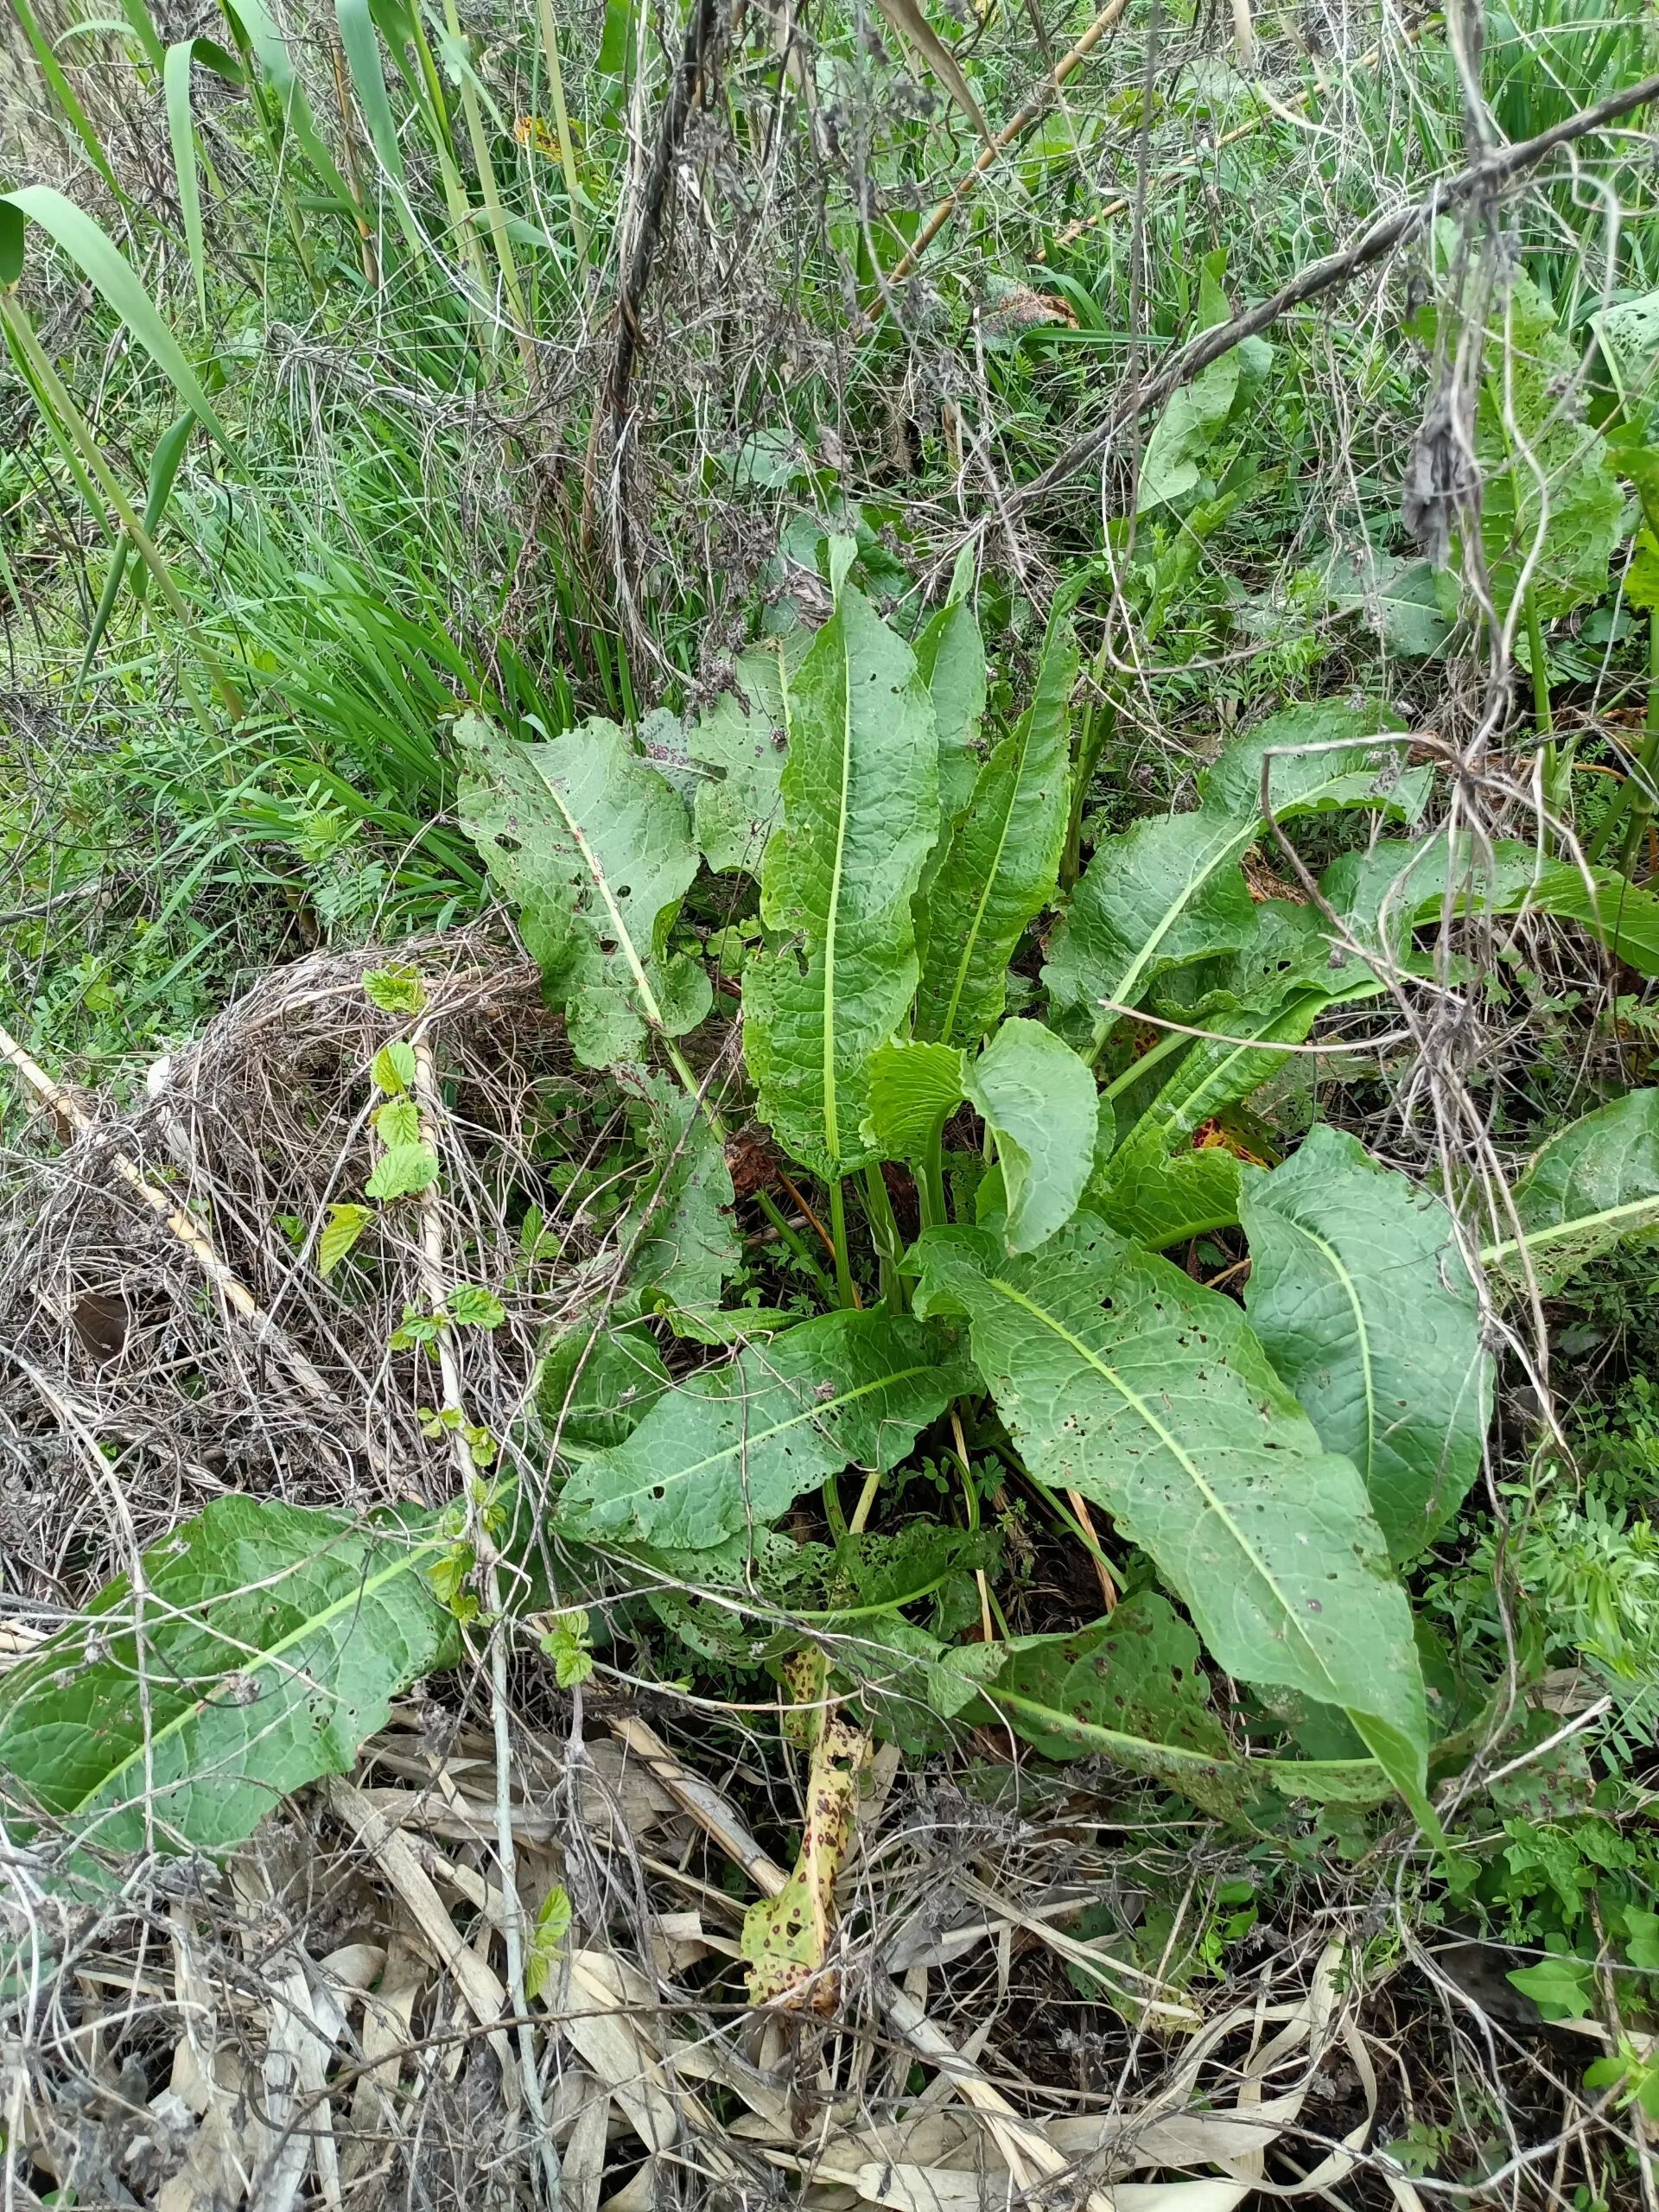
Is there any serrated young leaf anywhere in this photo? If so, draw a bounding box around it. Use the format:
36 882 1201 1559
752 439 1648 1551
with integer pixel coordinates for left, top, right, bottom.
318 1202 372 1277
687 639 793 874
910 1217 1428 1805
363 965 427 1014
1241 1125 1492 1561
915 619 1076 1047
556 1313 974 1550
372 1039 416 1095
456 711 709 1070
1485 1090 1659 1294
742 588 940 1176
861 1039 966 1161
912 594 987 821
447 1285 505 1330
374 1097 422 1147
614 1068 739 1314
365 1141 440 1202
963 1019 1098 1254
539 1317 673 1456
524 1883 573 2001
0 1497 455 1859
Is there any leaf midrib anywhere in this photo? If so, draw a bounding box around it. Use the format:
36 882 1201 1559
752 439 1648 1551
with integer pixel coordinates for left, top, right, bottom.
1267 1211 1377 1480
939 725 1026 1046
531 743 665 1030
822 616 855 1161
1484 1190 1659 1268
62 1534 447 1820
584 1357 940 1517
1110 815 1256 1010
978 1268 1339 1696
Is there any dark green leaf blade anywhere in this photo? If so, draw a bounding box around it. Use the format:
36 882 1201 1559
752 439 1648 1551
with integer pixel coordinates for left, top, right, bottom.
1487 1090 1659 1294
1043 810 1259 1039
457 712 709 1068
963 1017 1098 1254
1241 1125 1492 1560
914 619 1075 1047
556 1313 975 1550
912 594 987 821
911 1217 1428 1802
743 588 939 1175
0 1498 456 1859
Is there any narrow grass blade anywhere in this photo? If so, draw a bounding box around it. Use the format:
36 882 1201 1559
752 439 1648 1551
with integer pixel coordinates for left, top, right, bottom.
10 0 130 204
0 188 233 451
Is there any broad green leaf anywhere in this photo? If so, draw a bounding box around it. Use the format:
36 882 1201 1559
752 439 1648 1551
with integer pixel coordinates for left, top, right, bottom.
0 1497 456 1858
1198 699 1425 823
1592 288 1659 411
915 620 1076 1046
1321 548 1452 658
1137 260 1272 512
557 1313 973 1550
911 1218 1428 1802
861 1039 965 1160
687 639 791 874
1241 1125 1492 1560
614 1069 739 1315
963 1019 1098 1253
0 188 232 450
1485 1090 1659 1294
1152 899 1356 1023
319 1202 372 1276
1048 698 1430 1050
457 712 709 1069
447 1286 505 1328
1466 273 1623 624
1507 1955 1599 2022
540 1317 672 1456
1044 810 1258 1037
743 588 939 1176
1325 834 1659 979
912 594 987 820
365 1141 439 1199
1089 1124 1243 1249
986 1591 1229 1763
